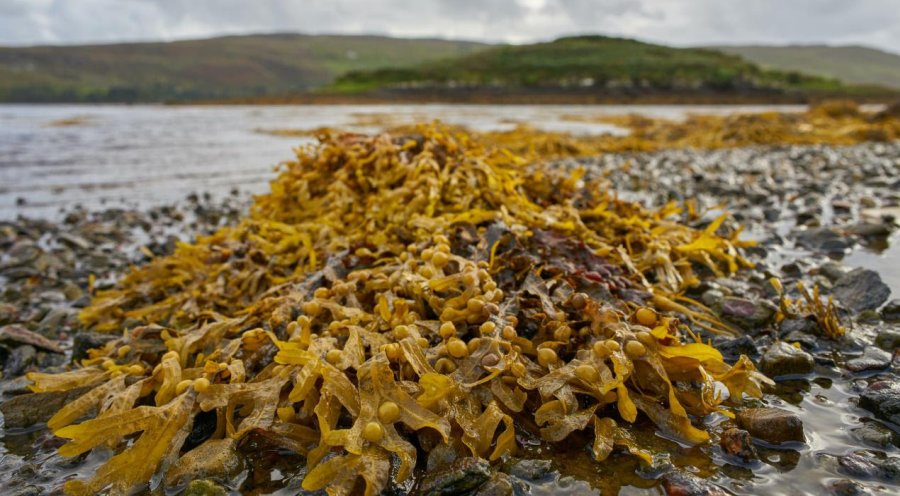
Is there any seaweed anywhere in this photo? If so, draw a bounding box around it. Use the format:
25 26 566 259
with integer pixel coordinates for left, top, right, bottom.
29 125 772 495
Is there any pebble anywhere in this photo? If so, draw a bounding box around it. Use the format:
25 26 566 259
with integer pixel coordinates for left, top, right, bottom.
882 299 900 322
661 471 728 496
506 459 553 480
875 329 900 351
832 268 892 313
736 407 805 444
850 422 897 448
719 297 776 331
760 342 815 378
845 347 893 373
719 428 757 461
414 457 491 496
858 381 900 425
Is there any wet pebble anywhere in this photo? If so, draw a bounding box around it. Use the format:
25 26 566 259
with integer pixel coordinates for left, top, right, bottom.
736 407 805 444
882 299 900 322
850 422 898 449
760 341 815 378
661 471 727 496
505 459 553 480
832 268 891 313
828 479 875 496
719 428 758 461
719 296 776 331
858 381 900 425
875 329 900 351
845 347 893 373
414 457 491 496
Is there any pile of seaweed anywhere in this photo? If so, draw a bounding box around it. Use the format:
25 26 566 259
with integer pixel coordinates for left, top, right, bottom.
29 126 773 495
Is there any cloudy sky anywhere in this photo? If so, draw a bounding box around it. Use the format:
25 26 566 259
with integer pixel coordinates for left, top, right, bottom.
1 0 898 53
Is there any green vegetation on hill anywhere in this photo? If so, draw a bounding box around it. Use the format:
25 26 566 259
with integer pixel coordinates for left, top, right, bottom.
0 34 488 102
710 45 900 90
332 35 854 95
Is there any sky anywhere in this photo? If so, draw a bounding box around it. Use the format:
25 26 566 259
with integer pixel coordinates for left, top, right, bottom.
0 0 898 53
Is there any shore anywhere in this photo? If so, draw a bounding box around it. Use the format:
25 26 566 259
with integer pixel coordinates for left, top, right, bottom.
0 140 897 495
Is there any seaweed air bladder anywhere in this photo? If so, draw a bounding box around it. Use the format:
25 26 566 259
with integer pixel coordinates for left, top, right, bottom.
29 124 772 496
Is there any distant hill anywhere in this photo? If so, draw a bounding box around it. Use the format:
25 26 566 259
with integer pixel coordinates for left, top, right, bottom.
0 34 488 102
330 35 882 101
710 45 900 89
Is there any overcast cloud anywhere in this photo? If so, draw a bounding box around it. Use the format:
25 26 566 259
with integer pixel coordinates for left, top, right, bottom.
0 0 897 53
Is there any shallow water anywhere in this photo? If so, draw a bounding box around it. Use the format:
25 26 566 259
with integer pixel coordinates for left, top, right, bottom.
0 103 810 220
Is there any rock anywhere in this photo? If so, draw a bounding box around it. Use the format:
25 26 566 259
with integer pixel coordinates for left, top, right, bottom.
719 297 776 330
876 329 900 351
845 347 892 373
72 331 118 361
415 457 491 496
821 451 900 483
58 233 91 250
882 299 900 322
0 324 64 354
781 330 819 351
167 438 244 486
858 381 900 425
832 268 891 313
719 428 757 461
0 303 18 325
0 387 92 428
712 335 759 361
819 262 848 282
828 479 874 496
182 479 227 496
850 422 897 448
844 223 892 238
661 471 727 496
778 316 819 337
506 459 553 480
426 443 459 471
735 407 804 444
794 227 852 255
473 473 513 496
4 345 36 376
760 342 815 378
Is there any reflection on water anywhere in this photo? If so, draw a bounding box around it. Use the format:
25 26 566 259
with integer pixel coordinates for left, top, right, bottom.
0 103 808 220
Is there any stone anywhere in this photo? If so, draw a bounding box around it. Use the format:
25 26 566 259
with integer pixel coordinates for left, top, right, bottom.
850 422 897 448
828 479 874 496
819 262 848 282
414 457 491 496
882 299 900 322
875 329 900 350
759 342 815 378
719 297 776 331
832 268 891 313
794 227 852 255
0 387 92 428
506 459 553 480
661 471 728 496
711 335 759 361
845 347 892 373
858 381 900 425
0 325 64 353
778 316 819 337
473 473 513 496
72 331 119 361
820 451 900 483
719 428 757 461
735 407 804 444
4 345 36 376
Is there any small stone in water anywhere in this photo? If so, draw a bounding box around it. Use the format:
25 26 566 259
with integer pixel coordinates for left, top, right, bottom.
845 347 892 373
858 381 900 425
719 297 775 331
882 299 900 322
875 329 900 351
719 428 757 461
736 407 805 444
415 457 491 496
661 471 728 496
506 458 553 480
760 341 815 378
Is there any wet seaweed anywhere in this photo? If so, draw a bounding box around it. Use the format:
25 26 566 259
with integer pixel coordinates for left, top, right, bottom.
30 125 775 495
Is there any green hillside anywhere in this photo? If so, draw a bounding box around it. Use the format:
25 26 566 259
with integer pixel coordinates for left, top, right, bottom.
332 35 855 95
0 34 488 102
709 45 900 89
